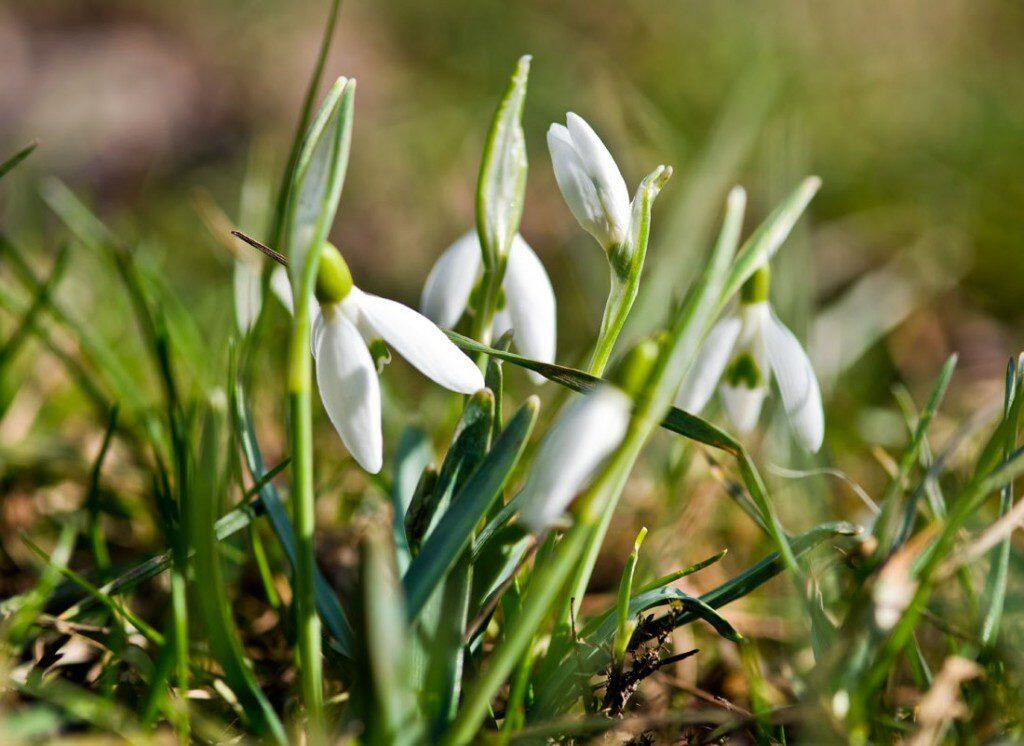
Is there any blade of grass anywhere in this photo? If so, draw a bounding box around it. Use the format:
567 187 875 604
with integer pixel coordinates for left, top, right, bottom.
3 525 76 647
186 397 286 744
533 522 858 716
0 244 70 374
85 406 119 572
20 533 163 646
872 355 957 555
979 356 1020 645
0 141 37 180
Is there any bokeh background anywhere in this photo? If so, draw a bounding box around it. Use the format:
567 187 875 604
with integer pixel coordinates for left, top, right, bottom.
2 0 1023 637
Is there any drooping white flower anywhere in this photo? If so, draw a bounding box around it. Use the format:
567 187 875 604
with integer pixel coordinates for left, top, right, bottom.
517 385 632 532
273 252 484 473
547 113 631 249
420 231 556 384
675 297 825 453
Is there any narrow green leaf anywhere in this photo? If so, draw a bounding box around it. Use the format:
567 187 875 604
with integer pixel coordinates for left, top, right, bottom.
20 533 163 647
874 354 958 553
4 525 76 646
980 355 1020 644
391 427 434 572
414 395 494 729
187 397 286 744
403 396 538 622
0 244 70 374
0 141 38 181
533 522 859 716
353 515 420 745
612 527 648 668
232 380 356 658
476 55 530 267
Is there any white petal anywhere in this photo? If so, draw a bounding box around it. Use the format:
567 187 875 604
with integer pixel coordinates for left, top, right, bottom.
315 311 383 473
765 313 825 452
675 316 742 413
355 290 484 394
420 231 482 328
720 384 768 434
517 386 632 532
565 113 630 242
492 307 513 342
504 235 556 384
311 307 325 355
270 265 294 314
547 124 605 243
233 259 262 334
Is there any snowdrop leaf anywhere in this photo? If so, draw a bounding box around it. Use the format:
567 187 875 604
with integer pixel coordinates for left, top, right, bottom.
407 392 492 724
232 381 356 658
391 428 434 572
403 396 539 622
353 515 420 745
476 55 530 267
443 330 744 454
283 77 355 294
415 392 494 552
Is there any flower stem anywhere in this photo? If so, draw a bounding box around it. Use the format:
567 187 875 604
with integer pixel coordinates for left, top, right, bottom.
288 270 324 740
468 259 506 346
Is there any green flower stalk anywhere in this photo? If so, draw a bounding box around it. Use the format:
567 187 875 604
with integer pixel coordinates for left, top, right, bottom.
282 76 355 739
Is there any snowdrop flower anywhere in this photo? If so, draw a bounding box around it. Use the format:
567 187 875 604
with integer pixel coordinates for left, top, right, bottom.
547 113 631 250
420 231 556 384
277 246 484 473
675 266 824 452
517 385 632 532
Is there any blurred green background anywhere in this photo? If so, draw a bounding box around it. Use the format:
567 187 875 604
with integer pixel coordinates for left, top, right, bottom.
2 0 1023 536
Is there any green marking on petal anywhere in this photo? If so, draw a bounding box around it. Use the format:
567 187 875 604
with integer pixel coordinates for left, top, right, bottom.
724 352 762 389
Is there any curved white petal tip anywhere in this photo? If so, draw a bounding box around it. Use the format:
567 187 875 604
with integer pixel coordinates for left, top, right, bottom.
765 314 824 453
357 291 484 394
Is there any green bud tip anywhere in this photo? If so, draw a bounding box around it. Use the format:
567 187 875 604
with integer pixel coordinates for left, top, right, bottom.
610 337 660 397
315 242 354 305
740 264 771 304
